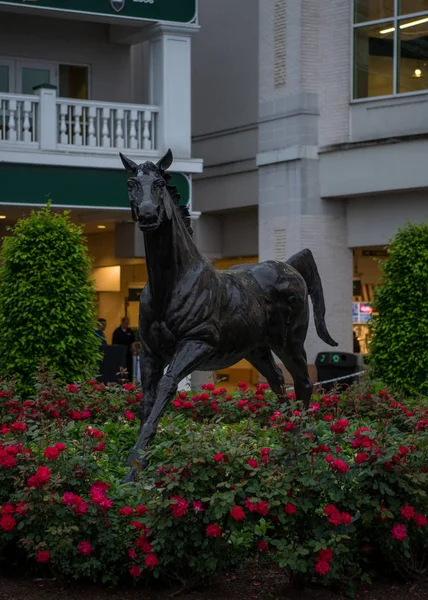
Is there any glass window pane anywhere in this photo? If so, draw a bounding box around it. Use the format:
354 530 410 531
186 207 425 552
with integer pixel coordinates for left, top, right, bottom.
399 1 428 15
398 17 428 92
0 66 9 93
21 68 50 95
354 23 394 98
354 0 394 23
59 65 89 100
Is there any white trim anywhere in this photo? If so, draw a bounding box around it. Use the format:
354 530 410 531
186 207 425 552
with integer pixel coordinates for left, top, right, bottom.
351 88 428 104
0 2 200 27
0 201 131 211
0 147 204 173
256 145 319 167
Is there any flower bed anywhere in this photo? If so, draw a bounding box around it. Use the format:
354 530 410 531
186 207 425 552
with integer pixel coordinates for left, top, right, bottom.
0 374 427 592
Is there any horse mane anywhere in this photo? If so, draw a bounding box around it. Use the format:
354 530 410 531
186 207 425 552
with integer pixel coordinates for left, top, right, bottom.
142 161 193 238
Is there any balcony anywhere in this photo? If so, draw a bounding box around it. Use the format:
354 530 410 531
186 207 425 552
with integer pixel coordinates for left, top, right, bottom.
0 85 164 170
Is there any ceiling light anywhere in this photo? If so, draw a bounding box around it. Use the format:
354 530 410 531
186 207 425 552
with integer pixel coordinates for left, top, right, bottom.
380 16 428 34
97 225 106 229
413 67 423 78
400 16 428 29
0 215 6 220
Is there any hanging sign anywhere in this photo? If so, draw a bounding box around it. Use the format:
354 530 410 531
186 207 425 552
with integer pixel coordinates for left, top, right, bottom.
0 0 197 24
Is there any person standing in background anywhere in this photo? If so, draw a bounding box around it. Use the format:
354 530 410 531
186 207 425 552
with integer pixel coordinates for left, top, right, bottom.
112 317 136 381
95 318 107 347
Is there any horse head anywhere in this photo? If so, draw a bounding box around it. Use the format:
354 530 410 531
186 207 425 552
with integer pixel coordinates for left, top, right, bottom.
120 149 175 232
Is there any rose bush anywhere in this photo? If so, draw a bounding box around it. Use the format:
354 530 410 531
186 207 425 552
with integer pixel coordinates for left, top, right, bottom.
0 373 427 592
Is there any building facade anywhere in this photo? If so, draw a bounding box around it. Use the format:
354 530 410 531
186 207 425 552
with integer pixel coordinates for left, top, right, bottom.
192 0 428 378
0 0 201 343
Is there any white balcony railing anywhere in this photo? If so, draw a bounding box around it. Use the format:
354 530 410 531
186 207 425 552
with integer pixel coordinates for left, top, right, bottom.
0 93 39 145
0 86 159 155
57 98 158 152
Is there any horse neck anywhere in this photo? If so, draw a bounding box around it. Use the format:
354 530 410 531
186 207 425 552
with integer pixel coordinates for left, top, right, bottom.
143 210 202 314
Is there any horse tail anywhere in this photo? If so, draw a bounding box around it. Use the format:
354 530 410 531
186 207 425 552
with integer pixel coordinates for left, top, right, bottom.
286 249 338 347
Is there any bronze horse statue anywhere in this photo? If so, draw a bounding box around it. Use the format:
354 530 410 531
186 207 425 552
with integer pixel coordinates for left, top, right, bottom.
120 149 337 481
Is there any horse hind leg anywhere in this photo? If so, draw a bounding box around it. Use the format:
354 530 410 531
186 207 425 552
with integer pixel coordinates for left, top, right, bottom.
246 350 286 399
276 348 313 410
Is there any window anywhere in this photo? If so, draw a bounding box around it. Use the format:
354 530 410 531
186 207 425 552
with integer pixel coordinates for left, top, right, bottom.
353 0 428 98
0 58 89 99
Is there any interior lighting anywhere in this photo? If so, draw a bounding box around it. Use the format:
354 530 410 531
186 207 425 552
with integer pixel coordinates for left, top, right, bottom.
97 225 106 229
380 16 428 34
413 67 423 77
0 216 6 219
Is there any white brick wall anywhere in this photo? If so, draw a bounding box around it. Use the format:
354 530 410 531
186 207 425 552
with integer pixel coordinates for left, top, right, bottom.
318 0 352 146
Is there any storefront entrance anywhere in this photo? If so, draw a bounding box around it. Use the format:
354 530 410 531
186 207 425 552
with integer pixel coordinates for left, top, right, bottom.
352 246 387 354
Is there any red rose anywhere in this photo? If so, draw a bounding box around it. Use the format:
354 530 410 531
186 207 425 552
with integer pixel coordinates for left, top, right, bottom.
260 447 271 456
129 564 141 578
86 427 103 439
284 502 297 515
319 548 333 561
11 422 27 433
74 499 88 516
330 419 349 434
119 506 134 516
55 443 67 452
169 495 188 518
391 524 407 541
136 504 148 516
36 550 50 563
206 523 222 537
128 548 137 560
44 446 59 460
145 553 159 569
68 384 79 393
123 410 135 421
257 540 269 553
247 458 259 469
0 515 16 531
94 442 106 452
315 559 330 575
28 466 51 488
123 383 136 392
213 453 227 463
341 512 352 525
139 540 153 554
1 504 14 515
330 459 350 473
15 502 29 515
230 506 245 521
77 541 94 556
400 505 415 521
192 501 205 512
131 520 145 531
414 513 428 527
355 452 369 464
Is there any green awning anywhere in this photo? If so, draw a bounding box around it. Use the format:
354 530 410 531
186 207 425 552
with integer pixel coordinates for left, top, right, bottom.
0 163 190 209
0 0 197 24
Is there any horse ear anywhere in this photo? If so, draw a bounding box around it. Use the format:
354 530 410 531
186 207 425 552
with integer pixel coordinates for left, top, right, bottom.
120 153 138 173
131 204 138 223
157 149 173 172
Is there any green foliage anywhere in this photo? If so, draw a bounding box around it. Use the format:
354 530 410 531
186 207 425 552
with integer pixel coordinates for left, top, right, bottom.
369 222 428 396
0 376 427 592
0 205 100 390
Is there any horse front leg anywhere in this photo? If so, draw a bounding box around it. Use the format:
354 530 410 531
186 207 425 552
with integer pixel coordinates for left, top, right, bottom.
124 351 164 483
124 340 213 482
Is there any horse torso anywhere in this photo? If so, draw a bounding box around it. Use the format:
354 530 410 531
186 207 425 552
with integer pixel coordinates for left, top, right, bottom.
140 259 307 368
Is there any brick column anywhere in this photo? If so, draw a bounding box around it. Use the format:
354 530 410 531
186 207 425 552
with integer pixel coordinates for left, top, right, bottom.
257 0 353 365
